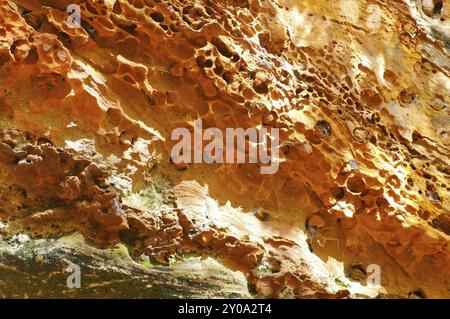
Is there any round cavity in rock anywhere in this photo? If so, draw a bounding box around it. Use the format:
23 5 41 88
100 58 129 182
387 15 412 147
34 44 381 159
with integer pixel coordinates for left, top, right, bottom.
422 0 435 17
132 0 144 9
253 81 269 94
347 175 366 193
407 177 414 187
408 289 426 299
196 55 213 68
211 37 233 58
426 190 441 202
352 127 369 144
439 131 449 146
399 89 416 104
431 97 446 111
150 11 164 23
347 265 366 281
433 1 443 16
316 120 332 137
431 214 450 235
113 1 122 14
222 71 234 83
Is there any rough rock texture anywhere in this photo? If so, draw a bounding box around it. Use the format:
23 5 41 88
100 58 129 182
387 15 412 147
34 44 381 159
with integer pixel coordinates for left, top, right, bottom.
0 233 250 298
0 0 448 298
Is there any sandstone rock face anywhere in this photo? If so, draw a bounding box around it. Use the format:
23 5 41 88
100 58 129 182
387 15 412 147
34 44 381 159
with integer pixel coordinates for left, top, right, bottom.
0 0 448 298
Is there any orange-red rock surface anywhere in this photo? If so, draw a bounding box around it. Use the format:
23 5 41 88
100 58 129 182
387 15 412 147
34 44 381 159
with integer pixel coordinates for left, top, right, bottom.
0 0 448 298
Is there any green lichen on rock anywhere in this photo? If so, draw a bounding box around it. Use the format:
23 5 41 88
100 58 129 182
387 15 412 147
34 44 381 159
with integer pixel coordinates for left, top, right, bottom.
0 233 250 298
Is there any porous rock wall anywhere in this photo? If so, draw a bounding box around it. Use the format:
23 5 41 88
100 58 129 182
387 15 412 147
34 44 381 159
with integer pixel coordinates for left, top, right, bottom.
0 0 448 298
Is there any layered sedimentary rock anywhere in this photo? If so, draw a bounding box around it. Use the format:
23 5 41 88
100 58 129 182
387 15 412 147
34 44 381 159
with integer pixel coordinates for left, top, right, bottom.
0 0 448 298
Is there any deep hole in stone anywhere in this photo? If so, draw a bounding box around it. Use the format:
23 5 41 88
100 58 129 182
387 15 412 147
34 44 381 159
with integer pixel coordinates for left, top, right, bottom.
433 1 443 15
150 12 165 23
